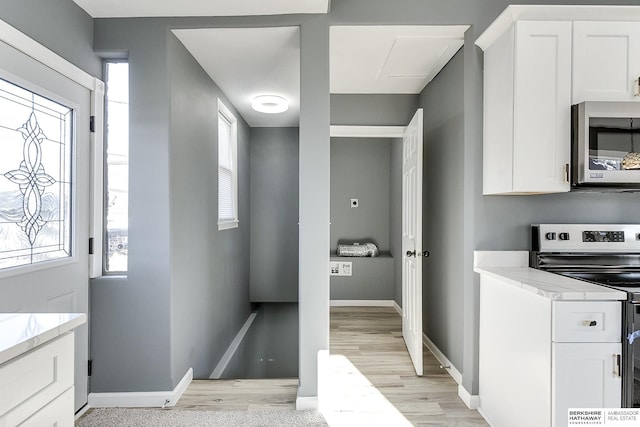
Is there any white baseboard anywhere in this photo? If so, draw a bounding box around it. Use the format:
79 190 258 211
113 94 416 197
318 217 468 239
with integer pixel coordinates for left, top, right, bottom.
458 384 480 410
422 333 462 384
210 312 257 379
477 407 496 427
88 367 193 408
330 300 395 307
74 404 91 420
296 395 319 410
392 301 402 315
421 333 479 410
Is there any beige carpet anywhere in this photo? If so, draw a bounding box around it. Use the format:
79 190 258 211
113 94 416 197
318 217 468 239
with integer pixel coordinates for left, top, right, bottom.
76 408 328 427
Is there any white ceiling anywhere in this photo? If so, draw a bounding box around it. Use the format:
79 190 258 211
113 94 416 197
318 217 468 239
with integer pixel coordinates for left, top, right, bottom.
73 0 470 126
173 27 300 127
71 0 329 17
330 26 469 94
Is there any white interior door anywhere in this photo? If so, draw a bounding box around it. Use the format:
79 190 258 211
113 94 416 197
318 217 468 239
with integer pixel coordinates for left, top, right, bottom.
0 40 91 411
402 108 423 376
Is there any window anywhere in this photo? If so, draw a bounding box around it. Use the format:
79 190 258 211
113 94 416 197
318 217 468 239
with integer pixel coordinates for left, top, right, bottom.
218 100 238 230
104 62 129 272
0 77 73 270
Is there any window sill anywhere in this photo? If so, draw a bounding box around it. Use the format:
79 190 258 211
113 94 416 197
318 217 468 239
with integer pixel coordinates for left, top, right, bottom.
218 220 239 231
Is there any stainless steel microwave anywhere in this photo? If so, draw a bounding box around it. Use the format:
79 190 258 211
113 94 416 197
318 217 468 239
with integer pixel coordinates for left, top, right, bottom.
572 101 640 187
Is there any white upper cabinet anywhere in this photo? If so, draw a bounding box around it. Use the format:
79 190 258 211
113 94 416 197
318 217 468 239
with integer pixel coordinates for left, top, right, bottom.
573 22 640 103
482 21 572 195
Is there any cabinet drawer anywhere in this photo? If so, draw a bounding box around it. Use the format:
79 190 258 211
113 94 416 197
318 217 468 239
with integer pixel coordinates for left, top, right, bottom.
20 386 74 427
0 332 74 425
552 301 621 343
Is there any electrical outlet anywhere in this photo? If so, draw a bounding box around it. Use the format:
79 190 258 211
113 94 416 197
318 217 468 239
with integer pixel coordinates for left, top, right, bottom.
330 261 352 276
350 198 359 208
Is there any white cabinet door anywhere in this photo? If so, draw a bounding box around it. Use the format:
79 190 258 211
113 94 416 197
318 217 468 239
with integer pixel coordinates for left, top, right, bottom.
513 21 572 193
573 22 640 103
482 21 571 194
553 342 622 427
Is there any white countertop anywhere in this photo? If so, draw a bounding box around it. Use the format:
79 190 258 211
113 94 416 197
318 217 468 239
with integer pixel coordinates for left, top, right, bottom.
0 313 86 365
474 251 627 301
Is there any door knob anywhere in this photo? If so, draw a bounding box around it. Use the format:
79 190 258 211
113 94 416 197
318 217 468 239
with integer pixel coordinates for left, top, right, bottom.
406 250 416 257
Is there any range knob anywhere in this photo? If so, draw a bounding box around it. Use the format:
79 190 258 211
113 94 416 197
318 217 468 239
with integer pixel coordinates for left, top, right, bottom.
545 232 557 240
558 232 570 241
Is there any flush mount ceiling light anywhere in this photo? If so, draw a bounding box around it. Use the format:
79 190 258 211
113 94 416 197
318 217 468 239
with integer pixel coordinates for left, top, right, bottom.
251 95 289 114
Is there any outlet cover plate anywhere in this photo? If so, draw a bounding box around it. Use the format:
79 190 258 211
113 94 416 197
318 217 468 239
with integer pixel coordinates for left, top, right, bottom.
330 261 352 276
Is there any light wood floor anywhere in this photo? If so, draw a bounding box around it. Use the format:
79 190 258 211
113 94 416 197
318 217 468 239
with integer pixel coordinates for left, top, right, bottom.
173 306 487 426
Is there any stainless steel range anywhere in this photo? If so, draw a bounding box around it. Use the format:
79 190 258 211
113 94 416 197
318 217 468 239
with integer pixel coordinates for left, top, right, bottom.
530 224 640 408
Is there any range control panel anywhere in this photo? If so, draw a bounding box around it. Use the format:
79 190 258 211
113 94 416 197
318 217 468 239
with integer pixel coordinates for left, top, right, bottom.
534 224 640 253
582 231 625 243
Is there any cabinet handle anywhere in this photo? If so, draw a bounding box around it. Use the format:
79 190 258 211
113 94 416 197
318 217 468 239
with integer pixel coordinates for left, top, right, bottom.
635 77 640 97
564 163 570 183
614 354 621 378
582 320 597 327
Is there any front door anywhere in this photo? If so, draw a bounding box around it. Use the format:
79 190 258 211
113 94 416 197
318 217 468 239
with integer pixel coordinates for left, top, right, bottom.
401 108 423 376
0 39 91 411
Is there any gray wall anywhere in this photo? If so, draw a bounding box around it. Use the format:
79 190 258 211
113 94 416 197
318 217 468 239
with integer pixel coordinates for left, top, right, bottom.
1 0 101 77
419 50 465 371
331 94 418 126
249 127 299 302
330 138 391 252
222 303 298 379
330 256 394 300
390 138 403 306
91 19 175 392
168 34 252 381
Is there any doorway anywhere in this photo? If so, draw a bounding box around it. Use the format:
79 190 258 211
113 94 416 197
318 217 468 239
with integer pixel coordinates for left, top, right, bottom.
0 33 99 411
328 24 467 377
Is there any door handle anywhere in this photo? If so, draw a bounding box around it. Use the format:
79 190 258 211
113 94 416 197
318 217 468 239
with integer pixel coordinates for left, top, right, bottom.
406 250 429 258
614 354 621 378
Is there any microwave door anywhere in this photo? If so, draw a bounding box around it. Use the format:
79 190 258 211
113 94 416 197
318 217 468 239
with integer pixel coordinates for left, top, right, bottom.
575 102 640 186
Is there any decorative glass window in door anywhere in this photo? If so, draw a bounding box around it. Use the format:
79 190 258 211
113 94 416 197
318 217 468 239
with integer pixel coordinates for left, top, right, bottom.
0 77 73 270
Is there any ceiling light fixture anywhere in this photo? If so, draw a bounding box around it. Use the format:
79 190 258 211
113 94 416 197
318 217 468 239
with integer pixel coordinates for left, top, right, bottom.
251 95 289 114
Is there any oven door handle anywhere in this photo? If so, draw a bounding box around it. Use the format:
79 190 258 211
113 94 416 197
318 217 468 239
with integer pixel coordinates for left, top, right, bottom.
614 354 621 378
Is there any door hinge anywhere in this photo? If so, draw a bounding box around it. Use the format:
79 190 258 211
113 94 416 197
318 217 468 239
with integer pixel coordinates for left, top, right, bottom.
90 115 95 133
89 237 94 255
88 359 93 377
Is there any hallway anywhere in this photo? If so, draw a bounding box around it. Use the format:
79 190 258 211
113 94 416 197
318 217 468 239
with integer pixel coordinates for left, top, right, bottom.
172 306 487 426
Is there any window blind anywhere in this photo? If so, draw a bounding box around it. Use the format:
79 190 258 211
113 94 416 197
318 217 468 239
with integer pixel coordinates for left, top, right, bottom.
218 111 235 221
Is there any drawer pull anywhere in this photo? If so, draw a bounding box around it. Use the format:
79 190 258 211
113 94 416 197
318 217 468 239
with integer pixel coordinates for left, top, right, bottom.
583 320 597 327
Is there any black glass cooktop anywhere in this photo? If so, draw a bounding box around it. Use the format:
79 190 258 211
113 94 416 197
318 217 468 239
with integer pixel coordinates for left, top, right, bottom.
560 271 640 288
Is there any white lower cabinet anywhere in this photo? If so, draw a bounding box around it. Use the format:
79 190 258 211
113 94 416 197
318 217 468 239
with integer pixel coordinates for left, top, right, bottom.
20 387 75 427
553 343 622 427
478 274 622 427
0 332 75 427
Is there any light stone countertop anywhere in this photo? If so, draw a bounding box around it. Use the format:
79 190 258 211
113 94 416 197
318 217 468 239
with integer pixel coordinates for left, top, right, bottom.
0 312 86 365
474 251 627 301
